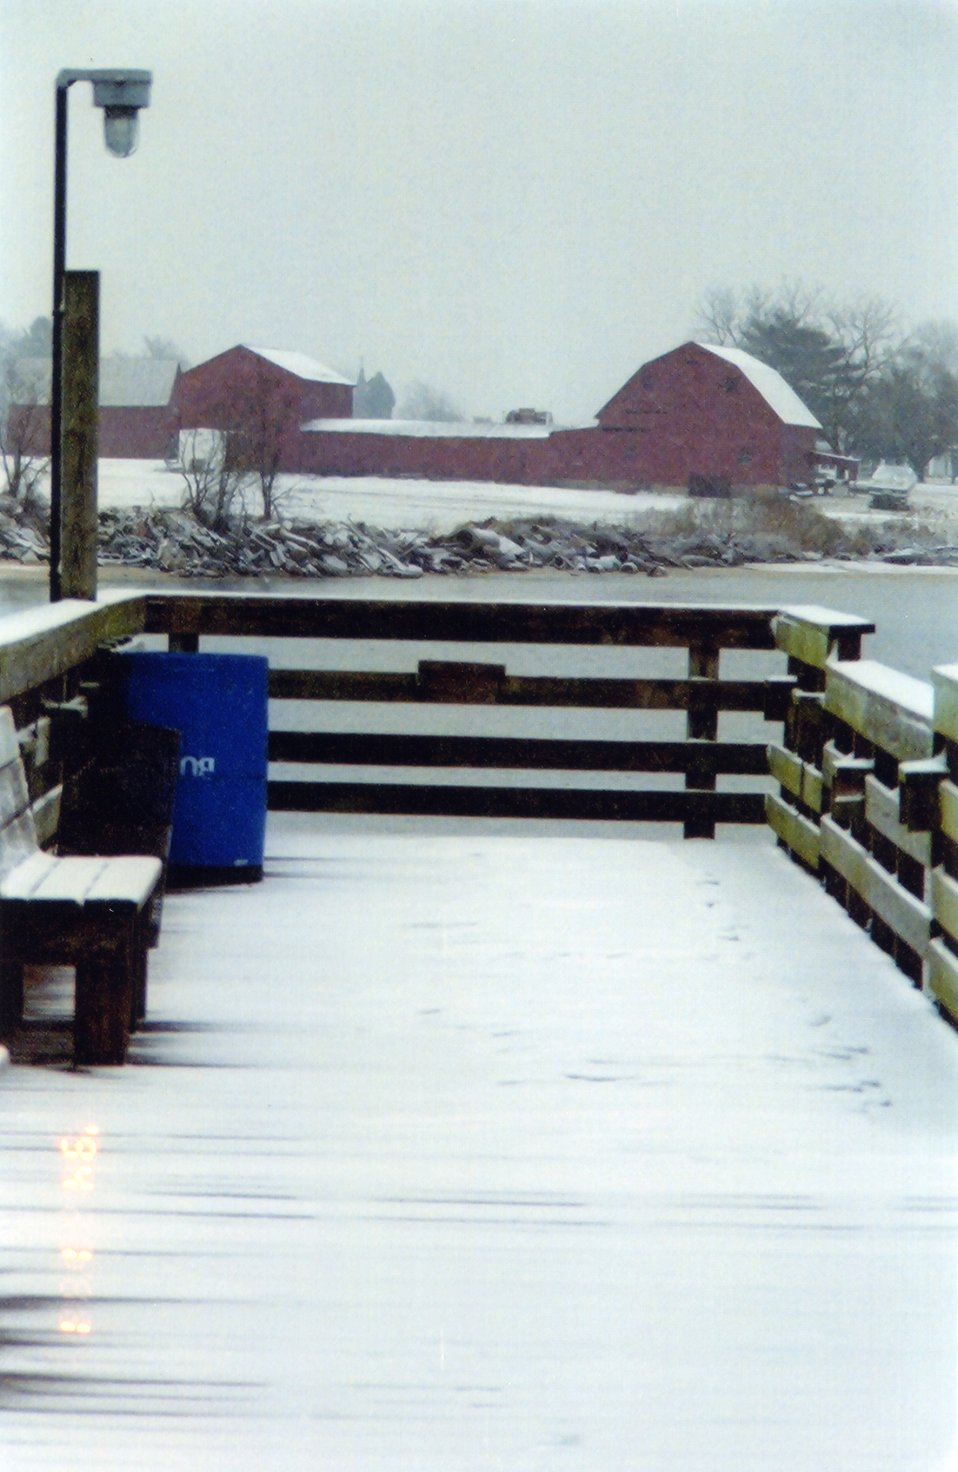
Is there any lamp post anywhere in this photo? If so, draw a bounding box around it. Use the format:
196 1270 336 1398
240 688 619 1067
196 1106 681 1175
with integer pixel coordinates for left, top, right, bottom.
50 68 152 602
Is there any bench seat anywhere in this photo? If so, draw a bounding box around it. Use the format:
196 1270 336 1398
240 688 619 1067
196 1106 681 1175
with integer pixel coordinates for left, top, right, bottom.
1 852 160 907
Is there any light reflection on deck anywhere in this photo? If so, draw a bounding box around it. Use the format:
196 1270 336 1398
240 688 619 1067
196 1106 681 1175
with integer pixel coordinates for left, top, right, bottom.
57 1126 99 1338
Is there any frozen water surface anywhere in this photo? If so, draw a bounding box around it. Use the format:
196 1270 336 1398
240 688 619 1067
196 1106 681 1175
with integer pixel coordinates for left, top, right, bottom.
1 815 957 1471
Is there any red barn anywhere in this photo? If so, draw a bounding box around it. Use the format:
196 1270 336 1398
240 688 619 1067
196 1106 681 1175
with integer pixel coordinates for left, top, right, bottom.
592 340 822 490
7 357 180 459
174 345 353 437
292 341 825 491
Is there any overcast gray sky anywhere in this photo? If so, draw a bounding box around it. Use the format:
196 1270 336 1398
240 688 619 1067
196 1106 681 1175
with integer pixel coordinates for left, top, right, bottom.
2 0 956 423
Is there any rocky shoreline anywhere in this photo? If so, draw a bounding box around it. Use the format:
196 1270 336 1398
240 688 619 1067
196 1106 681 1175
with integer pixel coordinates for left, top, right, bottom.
3 497 958 579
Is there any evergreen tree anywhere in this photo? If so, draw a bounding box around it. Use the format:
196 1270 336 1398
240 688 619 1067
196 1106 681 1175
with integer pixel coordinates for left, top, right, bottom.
855 326 958 477
354 366 396 418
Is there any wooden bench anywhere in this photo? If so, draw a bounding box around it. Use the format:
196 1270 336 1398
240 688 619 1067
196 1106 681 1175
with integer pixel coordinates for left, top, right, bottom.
0 706 163 1065
57 719 181 1009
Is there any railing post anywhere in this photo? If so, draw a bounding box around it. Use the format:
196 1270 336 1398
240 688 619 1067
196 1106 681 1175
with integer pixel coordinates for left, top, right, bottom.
685 636 719 838
60 270 100 603
814 660 936 987
927 666 958 1024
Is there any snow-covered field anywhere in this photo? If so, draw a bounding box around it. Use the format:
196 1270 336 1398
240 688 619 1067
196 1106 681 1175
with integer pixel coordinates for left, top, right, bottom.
1 816 956 1471
92 459 689 530
68 458 958 535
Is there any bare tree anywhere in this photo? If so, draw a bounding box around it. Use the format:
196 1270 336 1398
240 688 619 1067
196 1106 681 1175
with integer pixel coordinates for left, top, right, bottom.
692 280 826 348
177 358 303 522
397 380 465 422
692 286 741 345
0 360 49 504
143 334 189 366
820 294 901 449
227 361 301 519
177 427 253 532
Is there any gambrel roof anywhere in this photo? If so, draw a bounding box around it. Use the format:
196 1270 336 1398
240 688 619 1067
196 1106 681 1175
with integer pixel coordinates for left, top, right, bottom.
694 342 821 429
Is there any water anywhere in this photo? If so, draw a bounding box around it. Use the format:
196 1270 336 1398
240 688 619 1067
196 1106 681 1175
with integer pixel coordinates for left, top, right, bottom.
2 561 957 679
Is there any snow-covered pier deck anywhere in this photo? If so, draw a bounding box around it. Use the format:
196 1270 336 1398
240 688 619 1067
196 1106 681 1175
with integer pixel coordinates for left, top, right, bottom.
2 814 957 1472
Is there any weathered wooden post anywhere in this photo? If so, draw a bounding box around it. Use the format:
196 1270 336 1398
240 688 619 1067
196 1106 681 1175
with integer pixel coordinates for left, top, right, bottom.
685 635 719 838
927 666 958 1023
60 269 99 602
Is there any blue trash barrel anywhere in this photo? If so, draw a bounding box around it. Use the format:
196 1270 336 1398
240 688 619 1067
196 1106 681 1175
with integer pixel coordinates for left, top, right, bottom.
116 652 269 881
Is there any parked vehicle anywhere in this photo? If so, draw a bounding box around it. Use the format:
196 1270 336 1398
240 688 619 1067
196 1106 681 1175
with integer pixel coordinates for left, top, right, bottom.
849 462 917 510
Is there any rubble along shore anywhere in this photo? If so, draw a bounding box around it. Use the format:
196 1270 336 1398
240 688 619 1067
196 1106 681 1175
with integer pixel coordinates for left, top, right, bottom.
3 498 958 579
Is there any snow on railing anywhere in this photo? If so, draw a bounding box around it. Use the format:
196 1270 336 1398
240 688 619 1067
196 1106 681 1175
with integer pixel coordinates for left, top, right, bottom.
768 606 958 1026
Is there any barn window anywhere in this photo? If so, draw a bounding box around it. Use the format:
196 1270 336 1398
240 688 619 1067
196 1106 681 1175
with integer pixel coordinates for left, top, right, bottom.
738 447 753 465
724 375 739 393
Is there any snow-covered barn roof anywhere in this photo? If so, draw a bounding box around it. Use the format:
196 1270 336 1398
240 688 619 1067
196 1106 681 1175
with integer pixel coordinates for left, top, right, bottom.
99 358 179 407
242 346 354 387
694 342 821 429
13 357 179 407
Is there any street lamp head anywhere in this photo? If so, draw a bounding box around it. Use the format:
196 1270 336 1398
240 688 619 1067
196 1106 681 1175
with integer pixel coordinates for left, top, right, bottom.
92 72 152 156
57 69 153 157
102 107 141 158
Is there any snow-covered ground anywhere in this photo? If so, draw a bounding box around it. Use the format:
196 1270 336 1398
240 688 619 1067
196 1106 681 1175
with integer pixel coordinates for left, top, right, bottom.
91 459 688 531
1 815 956 1471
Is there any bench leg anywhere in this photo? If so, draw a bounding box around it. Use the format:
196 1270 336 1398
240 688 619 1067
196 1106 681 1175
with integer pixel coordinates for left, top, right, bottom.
131 920 150 1030
74 930 135 1066
0 955 24 1036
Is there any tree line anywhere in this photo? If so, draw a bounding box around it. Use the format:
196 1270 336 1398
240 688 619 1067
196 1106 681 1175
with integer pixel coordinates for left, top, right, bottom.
694 282 958 478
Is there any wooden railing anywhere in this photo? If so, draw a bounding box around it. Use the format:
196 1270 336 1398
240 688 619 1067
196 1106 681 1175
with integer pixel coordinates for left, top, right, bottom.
767 606 958 1026
926 666 958 1026
141 593 801 838
0 594 148 843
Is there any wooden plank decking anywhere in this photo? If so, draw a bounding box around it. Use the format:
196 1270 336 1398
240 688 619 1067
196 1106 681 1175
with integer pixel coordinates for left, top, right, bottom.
1 815 956 1472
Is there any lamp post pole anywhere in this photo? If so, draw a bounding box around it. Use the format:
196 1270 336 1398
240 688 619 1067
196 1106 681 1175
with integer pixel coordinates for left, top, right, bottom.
49 80 69 602
48 69 152 603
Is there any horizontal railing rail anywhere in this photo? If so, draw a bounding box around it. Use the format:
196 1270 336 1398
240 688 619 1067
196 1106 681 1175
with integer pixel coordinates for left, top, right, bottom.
141 593 803 838
0 594 148 843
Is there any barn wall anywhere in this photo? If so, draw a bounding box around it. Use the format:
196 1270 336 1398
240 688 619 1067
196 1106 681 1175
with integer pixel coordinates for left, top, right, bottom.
4 404 175 459
99 407 176 458
292 430 558 483
291 417 816 490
